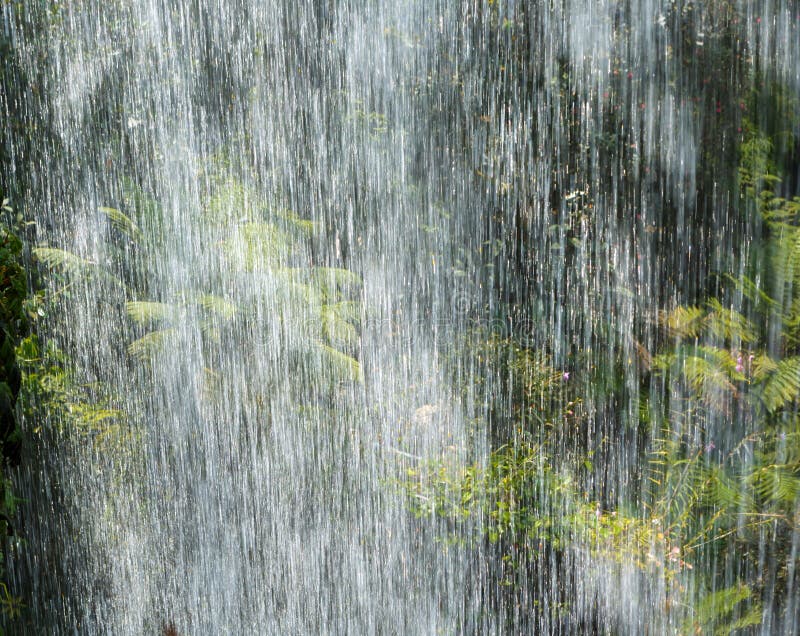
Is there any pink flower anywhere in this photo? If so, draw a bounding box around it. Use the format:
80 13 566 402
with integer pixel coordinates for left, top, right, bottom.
562 372 570 381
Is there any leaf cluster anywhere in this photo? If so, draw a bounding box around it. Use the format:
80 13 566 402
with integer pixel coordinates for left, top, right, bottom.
0 221 27 627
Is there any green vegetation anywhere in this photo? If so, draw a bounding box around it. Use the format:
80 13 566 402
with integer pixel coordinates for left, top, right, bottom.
2 0 799 632
0 152 365 630
0 199 27 629
394 5 800 633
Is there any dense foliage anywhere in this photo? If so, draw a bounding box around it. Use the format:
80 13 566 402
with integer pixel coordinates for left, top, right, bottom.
396 3 800 633
1 0 799 633
0 202 27 628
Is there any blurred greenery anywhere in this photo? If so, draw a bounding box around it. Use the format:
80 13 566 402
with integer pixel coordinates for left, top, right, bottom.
2 0 800 632
395 4 800 633
0 206 27 629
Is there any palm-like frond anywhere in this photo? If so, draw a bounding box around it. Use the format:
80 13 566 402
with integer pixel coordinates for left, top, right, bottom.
34 247 95 272
125 301 181 324
313 341 362 383
34 247 124 289
749 463 800 506
759 357 800 413
681 584 761 636
659 305 705 338
194 294 238 321
99 206 142 243
221 222 298 271
276 210 316 237
725 273 778 309
704 299 757 343
308 267 362 301
127 328 177 360
682 350 737 396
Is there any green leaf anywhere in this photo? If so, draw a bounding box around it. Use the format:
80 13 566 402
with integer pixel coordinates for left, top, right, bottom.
99 206 143 243
661 305 705 338
704 298 757 343
33 247 124 289
313 341 362 383
33 247 94 272
760 357 800 413
220 222 297 271
125 301 180 324
127 329 177 360
725 273 778 308
193 294 238 321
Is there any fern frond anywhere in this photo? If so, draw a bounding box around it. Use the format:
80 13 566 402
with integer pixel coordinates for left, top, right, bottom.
724 273 778 309
768 228 800 297
125 301 180 324
782 431 800 466
704 299 757 343
703 465 752 511
127 328 177 360
271 271 325 308
659 456 707 532
660 305 705 338
276 267 362 302
322 301 361 324
760 357 800 412
650 353 676 372
34 247 124 289
750 353 779 380
782 296 800 337
682 584 756 634
313 341 362 383
193 294 238 321
221 222 298 271
99 206 142 243
682 351 736 398
34 247 95 272
204 177 261 226
309 267 362 300
749 464 800 505
724 606 764 633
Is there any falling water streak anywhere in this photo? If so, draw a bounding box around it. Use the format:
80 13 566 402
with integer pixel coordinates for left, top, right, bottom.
1 0 799 633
